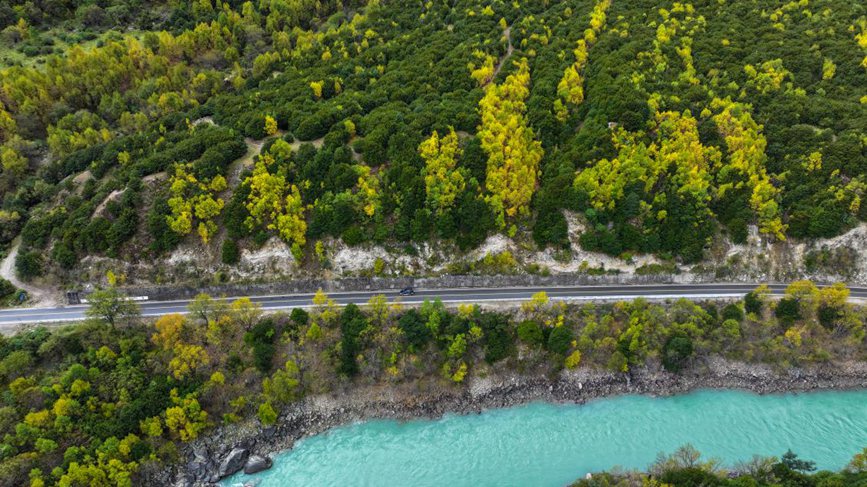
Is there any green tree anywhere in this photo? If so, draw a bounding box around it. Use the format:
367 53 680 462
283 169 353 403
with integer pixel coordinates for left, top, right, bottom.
85 286 141 328
662 334 694 372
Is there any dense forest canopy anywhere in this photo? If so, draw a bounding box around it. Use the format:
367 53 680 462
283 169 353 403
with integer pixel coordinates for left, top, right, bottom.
0 0 865 282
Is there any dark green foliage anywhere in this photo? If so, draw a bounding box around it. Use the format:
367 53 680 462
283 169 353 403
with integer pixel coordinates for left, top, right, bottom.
221 239 240 265
659 467 725 486
0 279 15 299
244 319 278 374
146 196 180 255
290 308 309 327
781 450 816 473
399 309 431 350
479 312 512 364
721 303 744 323
817 304 841 330
662 334 694 372
224 182 253 240
517 320 544 346
744 292 763 315
14 250 43 280
546 326 573 356
775 298 801 326
338 303 368 376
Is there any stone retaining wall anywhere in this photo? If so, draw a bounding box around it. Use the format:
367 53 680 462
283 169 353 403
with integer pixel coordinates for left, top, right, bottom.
122 272 719 301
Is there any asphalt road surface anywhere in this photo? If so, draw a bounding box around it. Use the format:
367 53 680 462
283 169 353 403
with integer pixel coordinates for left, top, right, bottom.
1 283 864 329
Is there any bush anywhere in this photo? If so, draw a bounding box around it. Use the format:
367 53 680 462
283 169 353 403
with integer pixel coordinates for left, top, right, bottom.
662 334 694 372
399 309 430 349
257 402 277 425
480 313 511 364
290 308 309 327
15 251 44 280
0 278 15 298
546 326 573 356
817 304 841 330
744 292 763 315
338 304 367 376
221 239 240 265
775 298 801 325
517 320 544 345
721 303 744 322
244 319 278 373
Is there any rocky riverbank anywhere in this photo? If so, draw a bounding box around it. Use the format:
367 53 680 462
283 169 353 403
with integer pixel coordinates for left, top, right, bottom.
140 357 867 486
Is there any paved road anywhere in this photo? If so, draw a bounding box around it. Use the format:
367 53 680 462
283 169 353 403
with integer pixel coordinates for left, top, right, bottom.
1 283 864 328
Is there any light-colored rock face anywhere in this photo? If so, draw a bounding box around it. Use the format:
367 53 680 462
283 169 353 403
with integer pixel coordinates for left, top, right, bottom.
57 208 867 293
467 235 514 262
534 211 662 273
328 239 436 275
712 223 867 283
166 247 202 267
238 237 295 275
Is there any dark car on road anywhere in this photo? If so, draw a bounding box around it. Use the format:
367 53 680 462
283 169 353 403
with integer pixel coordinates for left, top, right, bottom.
399 287 415 296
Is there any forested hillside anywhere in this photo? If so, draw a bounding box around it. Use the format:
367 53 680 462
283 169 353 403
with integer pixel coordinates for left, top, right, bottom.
0 0 865 285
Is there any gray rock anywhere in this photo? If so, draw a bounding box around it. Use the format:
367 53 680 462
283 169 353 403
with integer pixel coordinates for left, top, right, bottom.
186 452 212 483
218 447 249 478
244 454 273 474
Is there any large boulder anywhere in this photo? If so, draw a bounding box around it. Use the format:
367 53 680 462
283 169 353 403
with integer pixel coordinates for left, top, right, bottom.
186 449 214 483
218 447 249 478
244 454 273 474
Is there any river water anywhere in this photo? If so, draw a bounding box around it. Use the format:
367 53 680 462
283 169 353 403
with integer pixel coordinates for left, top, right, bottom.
226 389 867 486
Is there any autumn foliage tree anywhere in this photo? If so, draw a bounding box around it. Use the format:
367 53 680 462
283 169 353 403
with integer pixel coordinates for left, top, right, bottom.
556 0 611 120
166 163 227 244
477 58 543 229
244 152 307 254
419 128 466 215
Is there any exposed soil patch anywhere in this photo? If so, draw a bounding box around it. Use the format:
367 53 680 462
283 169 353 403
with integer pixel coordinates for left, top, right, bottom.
0 238 59 306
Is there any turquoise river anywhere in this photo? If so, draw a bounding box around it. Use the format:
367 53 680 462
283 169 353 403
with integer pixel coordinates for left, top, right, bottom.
225 389 867 486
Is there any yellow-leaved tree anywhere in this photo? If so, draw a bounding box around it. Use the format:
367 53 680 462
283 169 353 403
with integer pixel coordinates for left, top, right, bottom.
477 58 543 228
711 97 785 240
419 128 465 215
556 0 611 119
244 154 307 254
468 50 496 87
355 165 381 217
166 163 226 244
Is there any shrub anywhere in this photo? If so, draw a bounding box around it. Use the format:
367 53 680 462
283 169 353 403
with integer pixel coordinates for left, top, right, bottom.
399 309 430 349
775 298 801 325
546 326 573 356
0 278 15 298
662 334 694 372
244 319 277 373
221 239 240 265
744 292 763 315
721 303 744 322
257 402 277 425
517 320 544 345
15 251 44 280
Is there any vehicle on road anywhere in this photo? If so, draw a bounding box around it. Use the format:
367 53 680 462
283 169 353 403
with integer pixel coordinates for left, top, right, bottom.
399 287 415 296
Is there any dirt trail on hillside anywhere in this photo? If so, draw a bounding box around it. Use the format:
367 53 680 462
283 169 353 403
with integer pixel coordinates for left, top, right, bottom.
490 26 514 82
0 238 58 307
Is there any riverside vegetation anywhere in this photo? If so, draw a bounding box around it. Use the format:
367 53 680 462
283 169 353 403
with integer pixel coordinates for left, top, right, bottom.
0 279 865 485
572 444 867 487
0 0 866 285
